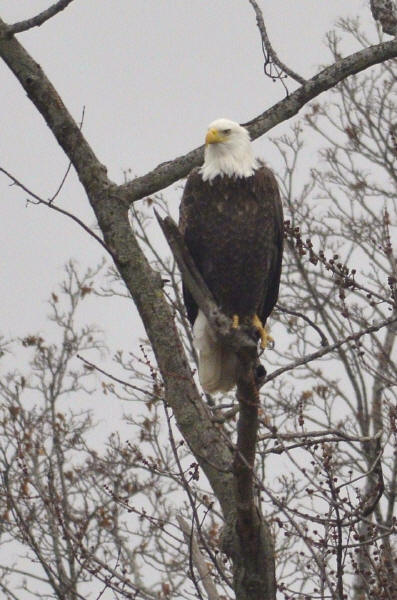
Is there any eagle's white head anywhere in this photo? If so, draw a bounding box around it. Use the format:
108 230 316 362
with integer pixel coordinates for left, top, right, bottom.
200 118 258 182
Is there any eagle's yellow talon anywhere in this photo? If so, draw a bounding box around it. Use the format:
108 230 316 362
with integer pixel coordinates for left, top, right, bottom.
232 314 239 329
253 314 274 349
264 330 274 350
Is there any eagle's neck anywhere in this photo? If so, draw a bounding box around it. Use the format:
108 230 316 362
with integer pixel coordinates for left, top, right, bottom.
200 140 258 182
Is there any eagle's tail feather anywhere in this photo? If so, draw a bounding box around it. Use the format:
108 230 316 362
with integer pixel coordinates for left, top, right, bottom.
193 310 237 394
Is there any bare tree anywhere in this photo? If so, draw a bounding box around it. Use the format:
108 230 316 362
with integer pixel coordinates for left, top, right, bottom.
0 2 396 599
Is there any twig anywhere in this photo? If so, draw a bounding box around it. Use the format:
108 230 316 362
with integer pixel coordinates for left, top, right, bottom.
247 0 306 85
6 0 76 35
49 106 86 204
0 166 111 255
327 472 345 600
284 221 395 306
276 304 329 346
259 427 381 443
264 315 397 383
262 436 380 456
177 515 221 600
94 550 121 600
164 404 233 590
76 354 160 399
164 410 205 600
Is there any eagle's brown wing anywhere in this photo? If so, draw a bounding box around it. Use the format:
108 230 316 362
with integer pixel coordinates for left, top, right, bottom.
178 168 203 325
179 165 283 328
254 166 284 325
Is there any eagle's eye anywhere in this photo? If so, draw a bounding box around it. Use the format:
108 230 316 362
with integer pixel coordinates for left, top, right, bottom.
222 129 231 135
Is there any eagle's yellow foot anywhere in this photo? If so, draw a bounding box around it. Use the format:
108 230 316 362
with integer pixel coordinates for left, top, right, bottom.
232 314 240 329
253 314 274 349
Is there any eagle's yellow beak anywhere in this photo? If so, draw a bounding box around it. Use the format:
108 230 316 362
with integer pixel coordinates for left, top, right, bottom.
205 128 225 145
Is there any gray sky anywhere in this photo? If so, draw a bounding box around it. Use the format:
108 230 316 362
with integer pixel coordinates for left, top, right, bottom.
0 1 381 597
0 0 369 346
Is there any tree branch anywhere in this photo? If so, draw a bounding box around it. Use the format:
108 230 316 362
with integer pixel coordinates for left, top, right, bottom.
156 209 275 599
177 515 221 600
264 315 397 383
276 304 329 346
2 15 397 208
121 36 397 201
0 14 237 530
247 0 306 85
230 356 276 600
6 0 76 35
0 166 111 254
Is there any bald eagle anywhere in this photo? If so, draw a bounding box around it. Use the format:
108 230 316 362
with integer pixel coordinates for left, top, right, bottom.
179 118 283 394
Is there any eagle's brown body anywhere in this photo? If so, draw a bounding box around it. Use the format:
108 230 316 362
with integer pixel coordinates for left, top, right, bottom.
179 165 283 331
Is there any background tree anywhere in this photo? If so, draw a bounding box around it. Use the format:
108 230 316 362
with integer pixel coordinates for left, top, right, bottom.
0 2 396 599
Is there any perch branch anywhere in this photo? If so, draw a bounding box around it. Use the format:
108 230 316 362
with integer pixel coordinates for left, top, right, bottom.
155 212 257 354
157 213 276 597
121 36 397 202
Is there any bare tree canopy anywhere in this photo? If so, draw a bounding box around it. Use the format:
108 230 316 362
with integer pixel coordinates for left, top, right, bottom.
0 2 396 599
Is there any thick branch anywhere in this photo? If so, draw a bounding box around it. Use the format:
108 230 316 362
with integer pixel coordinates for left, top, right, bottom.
2 15 397 207
157 214 275 599
0 16 236 525
225 354 276 600
6 0 76 35
121 36 397 201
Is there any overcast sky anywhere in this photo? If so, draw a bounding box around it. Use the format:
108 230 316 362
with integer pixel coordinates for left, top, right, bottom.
0 1 382 597
1 0 372 348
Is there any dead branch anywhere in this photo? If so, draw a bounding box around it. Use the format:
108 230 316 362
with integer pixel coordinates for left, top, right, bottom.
6 0 76 35
247 0 306 85
0 166 111 254
177 515 221 600
264 315 397 383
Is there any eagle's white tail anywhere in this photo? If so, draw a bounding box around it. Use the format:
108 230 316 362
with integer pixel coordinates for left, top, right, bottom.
193 310 237 394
